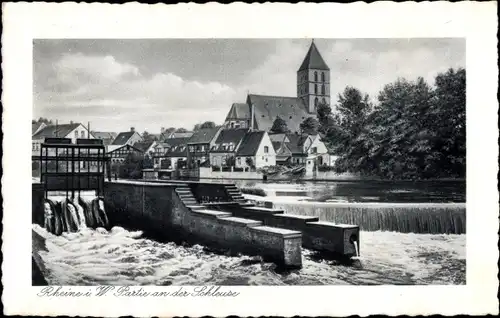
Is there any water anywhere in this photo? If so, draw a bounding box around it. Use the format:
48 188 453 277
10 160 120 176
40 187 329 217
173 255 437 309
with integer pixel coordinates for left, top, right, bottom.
201 179 466 203
33 224 465 285
43 195 109 235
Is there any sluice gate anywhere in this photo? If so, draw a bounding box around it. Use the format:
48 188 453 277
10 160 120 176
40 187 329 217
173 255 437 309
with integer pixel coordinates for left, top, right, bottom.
32 143 360 268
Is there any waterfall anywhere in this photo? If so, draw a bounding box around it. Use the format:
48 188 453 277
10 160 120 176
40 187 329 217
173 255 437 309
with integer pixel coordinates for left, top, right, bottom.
271 202 466 234
43 195 109 235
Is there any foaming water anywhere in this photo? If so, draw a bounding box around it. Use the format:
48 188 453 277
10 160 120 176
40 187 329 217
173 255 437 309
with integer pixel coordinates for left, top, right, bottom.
33 224 465 285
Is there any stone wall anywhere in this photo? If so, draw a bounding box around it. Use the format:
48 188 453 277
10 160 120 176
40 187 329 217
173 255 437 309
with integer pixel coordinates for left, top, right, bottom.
32 183 45 226
199 167 358 181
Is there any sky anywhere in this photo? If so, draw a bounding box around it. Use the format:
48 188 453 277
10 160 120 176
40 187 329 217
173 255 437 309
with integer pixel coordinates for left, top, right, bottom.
33 38 465 133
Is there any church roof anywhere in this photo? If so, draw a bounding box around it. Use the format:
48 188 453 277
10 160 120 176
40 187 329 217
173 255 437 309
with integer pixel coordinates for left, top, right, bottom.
247 94 314 134
298 41 330 71
226 103 250 120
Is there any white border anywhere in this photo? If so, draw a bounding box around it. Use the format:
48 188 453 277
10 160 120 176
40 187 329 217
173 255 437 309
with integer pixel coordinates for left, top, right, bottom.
2 2 499 316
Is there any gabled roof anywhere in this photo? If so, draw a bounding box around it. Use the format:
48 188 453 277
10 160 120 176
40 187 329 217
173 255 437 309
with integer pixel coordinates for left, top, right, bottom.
164 144 188 157
92 131 117 139
188 128 220 144
284 133 311 154
269 133 289 143
111 131 139 145
211 128 248 153
162 137 189 148
236 131 266 156
133 141 156 153
32 122 46 135
247 94 314 133
33 123 81 140
106 144 143 154
225 103 250 120
164 131 194 139
298 40 330 71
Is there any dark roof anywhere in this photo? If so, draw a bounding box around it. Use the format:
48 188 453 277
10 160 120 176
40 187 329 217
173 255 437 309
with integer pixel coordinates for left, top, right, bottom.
247 94 315 133
286 133 311 154
164 131 194 139
111 131 137 145
236 131 266 156
211 128 248 152
298 41 330 71
225 103 250 120
32 122 45 135
163 137 189 147
133 141 155 152
33 123 81 139
107 144 143 154
92 131 117 139
188 128 220 144
164 144 187 157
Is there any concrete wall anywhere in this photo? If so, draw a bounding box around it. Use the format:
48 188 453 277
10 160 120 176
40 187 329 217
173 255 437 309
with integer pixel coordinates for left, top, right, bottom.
199 167 358 181
103 181 302 267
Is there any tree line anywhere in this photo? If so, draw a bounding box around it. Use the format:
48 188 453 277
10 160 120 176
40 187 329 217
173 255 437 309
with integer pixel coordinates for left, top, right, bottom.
314 68 465 180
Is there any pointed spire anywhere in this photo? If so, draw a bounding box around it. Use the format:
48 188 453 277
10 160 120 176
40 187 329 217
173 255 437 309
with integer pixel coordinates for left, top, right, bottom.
298 39 329 71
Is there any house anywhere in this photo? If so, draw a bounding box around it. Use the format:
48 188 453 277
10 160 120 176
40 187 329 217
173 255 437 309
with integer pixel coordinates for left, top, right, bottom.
223 40 330 134
209 128 249 167
235 131 276 169
106 144 144 164
32 122 95 155
272 141 293 165
111 127 143 146
133 140 157 157
152 137 189 169
187 127 222 167
163 142 189 170
91 131 117 146
32 122 46 136
162 131 194 139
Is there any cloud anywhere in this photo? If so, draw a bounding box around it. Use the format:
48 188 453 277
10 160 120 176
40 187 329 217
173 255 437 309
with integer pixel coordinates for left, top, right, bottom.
34 39 465 132
34 53 239 131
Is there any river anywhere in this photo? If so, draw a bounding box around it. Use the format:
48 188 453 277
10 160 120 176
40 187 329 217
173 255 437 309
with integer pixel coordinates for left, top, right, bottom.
34 224 465 286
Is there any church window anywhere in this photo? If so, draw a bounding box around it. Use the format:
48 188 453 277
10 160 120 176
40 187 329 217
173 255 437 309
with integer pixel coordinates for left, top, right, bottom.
321 84 325 95
314 71 318 82
321 72 325 82
314 84 318 94
322 97 326 104
314 97 319 107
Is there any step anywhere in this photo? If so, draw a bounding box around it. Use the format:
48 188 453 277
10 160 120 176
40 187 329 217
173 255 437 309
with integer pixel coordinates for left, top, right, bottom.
238 202 256 207
218 216 262 227
190 209 232 219
185 205 205 210
182 200 198 205
250 225 302 239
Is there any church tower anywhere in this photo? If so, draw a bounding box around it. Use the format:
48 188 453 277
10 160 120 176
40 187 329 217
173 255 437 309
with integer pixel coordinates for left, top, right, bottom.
297 40 330 114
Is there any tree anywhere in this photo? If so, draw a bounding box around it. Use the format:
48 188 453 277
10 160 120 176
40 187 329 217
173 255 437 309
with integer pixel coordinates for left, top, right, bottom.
143 154 154 169
32 117 54 125
226 156 236 167
299 117 319 135
142 131 157 142
119 152 144 179
193 121 217 131
245 157 254 168
270 116 289 134
176 128 189 133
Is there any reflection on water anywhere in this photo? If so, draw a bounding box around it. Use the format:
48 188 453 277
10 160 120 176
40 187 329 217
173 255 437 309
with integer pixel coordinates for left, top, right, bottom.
34 224 465 285
201 179 466 203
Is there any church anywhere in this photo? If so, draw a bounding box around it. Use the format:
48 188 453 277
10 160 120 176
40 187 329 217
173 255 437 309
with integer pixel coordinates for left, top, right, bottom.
224 40 330 134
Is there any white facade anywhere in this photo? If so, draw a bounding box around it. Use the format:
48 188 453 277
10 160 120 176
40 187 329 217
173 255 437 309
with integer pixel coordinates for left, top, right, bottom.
32 124 95 156
235 132 276 168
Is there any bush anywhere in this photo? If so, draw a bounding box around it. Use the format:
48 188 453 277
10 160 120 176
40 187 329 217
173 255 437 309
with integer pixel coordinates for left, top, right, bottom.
240 187 267 197
318 165 336 172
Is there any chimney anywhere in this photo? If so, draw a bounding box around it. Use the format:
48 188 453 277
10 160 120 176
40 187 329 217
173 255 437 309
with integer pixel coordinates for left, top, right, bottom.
70 120 73 124
131 127 135 132
250 103 255 131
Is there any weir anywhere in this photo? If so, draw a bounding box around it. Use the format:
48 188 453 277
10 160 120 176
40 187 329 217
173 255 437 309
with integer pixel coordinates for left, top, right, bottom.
32 139 362 268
